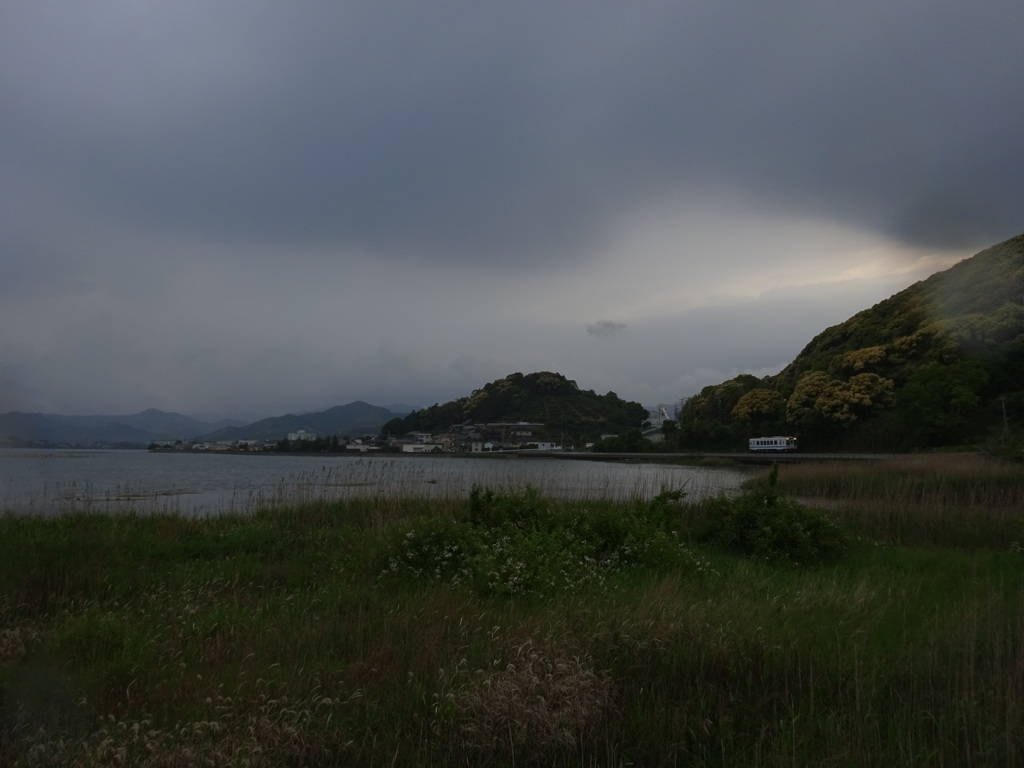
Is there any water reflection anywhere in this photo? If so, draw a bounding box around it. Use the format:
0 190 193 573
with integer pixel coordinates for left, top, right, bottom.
0 450 753 516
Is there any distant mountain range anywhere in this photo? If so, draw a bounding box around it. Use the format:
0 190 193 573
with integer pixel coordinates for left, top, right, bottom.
0 409 238 447
0 402 408 448
198 402 401 442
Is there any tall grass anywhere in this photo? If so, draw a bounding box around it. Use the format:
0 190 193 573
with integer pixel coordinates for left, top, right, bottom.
2 473 1022 766
758 454 1024 549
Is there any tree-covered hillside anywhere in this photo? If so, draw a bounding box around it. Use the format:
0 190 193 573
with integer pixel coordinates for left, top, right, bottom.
678 232 1024 453
380 372 648 446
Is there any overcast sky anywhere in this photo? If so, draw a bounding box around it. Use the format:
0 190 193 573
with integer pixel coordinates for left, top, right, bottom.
2 2 1022 420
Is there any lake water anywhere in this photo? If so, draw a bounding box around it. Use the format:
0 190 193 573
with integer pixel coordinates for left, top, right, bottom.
0 449 754 516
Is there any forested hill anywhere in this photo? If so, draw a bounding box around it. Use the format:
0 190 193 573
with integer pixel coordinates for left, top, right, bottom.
380 372 648 444
771 233 1024 393
679 232 1024 453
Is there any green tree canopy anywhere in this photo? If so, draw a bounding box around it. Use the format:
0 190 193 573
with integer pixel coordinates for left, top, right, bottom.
731 389 785 434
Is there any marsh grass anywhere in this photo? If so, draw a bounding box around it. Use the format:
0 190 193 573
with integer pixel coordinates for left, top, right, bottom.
758 454 1024 548
2 474 1023 766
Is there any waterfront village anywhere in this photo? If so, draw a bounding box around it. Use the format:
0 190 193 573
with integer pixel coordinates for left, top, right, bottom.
148 419 655 455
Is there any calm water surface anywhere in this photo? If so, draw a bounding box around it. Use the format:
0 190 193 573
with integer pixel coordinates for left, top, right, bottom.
0 449 753 516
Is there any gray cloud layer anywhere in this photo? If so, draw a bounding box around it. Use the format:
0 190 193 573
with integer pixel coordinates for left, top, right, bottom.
2 2 1022 416
6 2 1022 255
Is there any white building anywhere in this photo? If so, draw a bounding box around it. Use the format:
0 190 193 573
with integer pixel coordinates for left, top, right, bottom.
402 443 441 453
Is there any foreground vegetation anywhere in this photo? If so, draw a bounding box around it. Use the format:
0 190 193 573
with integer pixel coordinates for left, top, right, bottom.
2 457 1023 766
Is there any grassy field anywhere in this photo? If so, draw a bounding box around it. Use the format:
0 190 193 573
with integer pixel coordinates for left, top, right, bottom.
1 456 1023 766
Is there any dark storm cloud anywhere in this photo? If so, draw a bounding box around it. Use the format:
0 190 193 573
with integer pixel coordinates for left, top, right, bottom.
3 1 1021 270
587 321 628 338
3 1 1023 417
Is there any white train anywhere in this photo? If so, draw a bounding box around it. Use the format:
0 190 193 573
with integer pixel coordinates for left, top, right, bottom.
748 436 798 452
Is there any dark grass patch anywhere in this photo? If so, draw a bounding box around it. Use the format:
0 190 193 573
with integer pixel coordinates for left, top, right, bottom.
2 479 1023 766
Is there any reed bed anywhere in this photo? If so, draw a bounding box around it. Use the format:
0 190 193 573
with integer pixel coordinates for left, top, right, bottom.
244 457 744 511
2 473 1022 766
758 454 1024 549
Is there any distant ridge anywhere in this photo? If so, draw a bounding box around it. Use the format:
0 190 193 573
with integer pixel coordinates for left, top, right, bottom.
0 402 402 447
196 401 400 442
0 409 241 448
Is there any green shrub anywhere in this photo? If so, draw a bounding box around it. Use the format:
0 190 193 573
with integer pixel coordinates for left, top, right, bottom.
463 484 550 530
701 465 848 565
379 516 478 587
377 486 703 597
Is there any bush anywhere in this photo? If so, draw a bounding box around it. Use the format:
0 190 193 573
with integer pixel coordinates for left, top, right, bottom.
700 465 848 565
379 516 478 587
377 486 703 597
